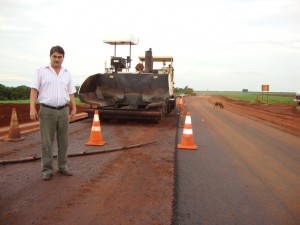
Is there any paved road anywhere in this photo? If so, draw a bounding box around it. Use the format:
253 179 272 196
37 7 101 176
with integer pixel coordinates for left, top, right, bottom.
174 96 300 225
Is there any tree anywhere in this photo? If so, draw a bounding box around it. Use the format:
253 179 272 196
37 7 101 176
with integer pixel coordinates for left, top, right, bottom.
0 84 30 100
174 86 194 95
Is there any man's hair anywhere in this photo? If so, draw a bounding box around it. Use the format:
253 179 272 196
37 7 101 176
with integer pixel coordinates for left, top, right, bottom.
50 45 65 57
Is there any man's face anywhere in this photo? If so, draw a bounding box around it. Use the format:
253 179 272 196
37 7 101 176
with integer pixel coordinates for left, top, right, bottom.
50 51 64 69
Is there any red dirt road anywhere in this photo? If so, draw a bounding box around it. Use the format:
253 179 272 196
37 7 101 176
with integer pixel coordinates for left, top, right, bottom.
208 96 300 137
0 97 299 225
0 107 177 225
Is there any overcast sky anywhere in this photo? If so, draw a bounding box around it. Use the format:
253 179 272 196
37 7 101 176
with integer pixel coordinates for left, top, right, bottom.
0 0 299 92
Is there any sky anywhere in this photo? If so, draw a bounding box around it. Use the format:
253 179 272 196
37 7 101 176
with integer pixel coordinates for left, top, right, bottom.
0 0 299 92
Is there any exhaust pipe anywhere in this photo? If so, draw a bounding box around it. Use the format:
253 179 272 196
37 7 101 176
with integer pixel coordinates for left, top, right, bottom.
145 48 153 73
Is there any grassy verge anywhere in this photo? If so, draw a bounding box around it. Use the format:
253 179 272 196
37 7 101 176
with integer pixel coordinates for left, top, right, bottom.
195 91 295 104
0 99 30 104
0 97 85 105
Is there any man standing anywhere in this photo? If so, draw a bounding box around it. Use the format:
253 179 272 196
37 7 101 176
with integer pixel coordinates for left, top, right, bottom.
30 45 77 181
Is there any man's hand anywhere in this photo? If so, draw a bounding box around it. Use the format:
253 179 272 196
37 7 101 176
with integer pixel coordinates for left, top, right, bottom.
29 88 39 121
69 94 76 122
69 108 76 122
30 107 39 121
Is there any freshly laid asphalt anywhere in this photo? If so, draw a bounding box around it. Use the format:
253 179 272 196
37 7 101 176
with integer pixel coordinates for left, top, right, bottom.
174 96 300 225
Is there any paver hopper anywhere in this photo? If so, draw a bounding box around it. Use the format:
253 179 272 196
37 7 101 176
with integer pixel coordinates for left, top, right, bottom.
78 36 175 121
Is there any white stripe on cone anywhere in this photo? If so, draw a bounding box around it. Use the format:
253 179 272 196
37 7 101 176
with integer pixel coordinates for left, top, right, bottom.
183 128 193 135
92 126 101 131
185 116 191 124
94 115 99 122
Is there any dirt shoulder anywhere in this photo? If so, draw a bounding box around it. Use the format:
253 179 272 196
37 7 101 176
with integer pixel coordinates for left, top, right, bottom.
0 111 177 225
207 95 300 137
0 103 90 127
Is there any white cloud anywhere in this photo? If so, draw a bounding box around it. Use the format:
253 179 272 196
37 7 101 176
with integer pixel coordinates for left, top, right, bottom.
0 0 299 91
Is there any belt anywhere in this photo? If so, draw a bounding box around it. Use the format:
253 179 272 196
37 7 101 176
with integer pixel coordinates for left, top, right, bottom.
41 103 68 110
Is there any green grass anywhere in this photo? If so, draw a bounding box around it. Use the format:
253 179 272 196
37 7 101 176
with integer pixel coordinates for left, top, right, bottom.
0 99 30 104
0 97 85 105
195 91 295 104
1 94 298 109
75 98 85 105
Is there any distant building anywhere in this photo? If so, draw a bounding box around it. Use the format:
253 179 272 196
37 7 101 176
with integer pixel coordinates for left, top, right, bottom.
242 89 248 92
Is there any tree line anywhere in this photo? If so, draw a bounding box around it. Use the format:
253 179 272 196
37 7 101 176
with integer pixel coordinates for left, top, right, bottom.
174 86 194 95
0 83 193 101
0 84 81 101
0 84 31 100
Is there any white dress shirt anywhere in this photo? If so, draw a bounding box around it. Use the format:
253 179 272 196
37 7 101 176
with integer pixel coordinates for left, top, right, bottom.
31 65 76 107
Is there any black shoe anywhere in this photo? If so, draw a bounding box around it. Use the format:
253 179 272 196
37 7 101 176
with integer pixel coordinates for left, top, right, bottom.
58 170 73 176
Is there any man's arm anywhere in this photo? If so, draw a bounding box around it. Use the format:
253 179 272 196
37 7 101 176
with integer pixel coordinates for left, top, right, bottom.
30 88 39 121
69 94 77 122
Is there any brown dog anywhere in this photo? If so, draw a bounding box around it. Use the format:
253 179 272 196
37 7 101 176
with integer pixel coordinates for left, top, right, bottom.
214 102 224 109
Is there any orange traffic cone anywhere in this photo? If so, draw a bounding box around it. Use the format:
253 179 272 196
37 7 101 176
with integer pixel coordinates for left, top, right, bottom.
85 110 106 146
177 97 183 109
177 112 197 150
4 108 24 142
